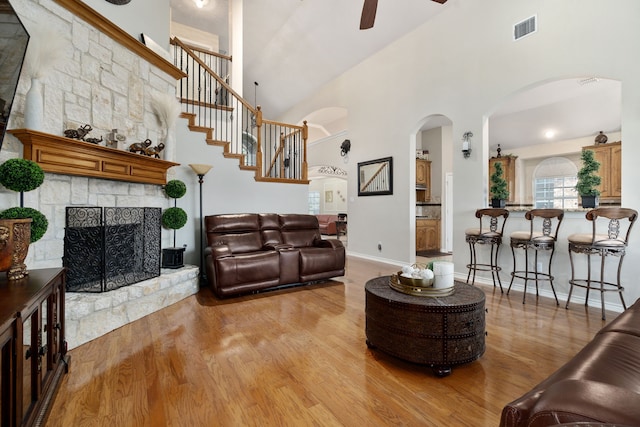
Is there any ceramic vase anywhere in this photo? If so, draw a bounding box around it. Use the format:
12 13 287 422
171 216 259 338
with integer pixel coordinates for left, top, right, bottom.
164 126 175 161
24 77 44 131
0 218 32 280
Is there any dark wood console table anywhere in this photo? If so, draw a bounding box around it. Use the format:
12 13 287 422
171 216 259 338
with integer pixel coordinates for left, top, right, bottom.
0 268 69 427
365 277 486 376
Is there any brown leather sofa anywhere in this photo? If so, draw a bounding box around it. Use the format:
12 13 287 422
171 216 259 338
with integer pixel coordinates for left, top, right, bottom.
500 299 640 427
204 213 346 298
316 214 338 235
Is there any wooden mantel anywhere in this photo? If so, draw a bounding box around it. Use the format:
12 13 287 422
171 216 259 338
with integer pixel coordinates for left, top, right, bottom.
9 129 179 185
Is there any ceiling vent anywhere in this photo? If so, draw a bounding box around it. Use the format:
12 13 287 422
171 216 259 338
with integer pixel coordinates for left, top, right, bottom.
514 15 537 40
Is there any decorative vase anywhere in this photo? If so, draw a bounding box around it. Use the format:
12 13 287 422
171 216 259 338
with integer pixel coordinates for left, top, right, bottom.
491 199 506 208
581 195 599 209
0 218 32 280
164 126 175 161
24 77 44 131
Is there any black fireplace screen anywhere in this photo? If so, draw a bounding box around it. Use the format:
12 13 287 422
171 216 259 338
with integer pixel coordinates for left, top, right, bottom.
64 207 161 292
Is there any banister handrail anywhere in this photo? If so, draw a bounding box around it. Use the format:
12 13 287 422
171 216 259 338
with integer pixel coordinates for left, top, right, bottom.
171 37 256 114
170 38 232 61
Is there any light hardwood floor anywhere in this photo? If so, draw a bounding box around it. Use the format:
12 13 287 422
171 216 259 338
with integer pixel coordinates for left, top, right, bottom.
46 256 617 426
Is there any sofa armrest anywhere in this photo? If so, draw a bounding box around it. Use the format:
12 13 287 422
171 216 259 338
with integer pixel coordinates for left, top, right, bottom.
207 244 232 259
511 379 640 427
314 238 344 249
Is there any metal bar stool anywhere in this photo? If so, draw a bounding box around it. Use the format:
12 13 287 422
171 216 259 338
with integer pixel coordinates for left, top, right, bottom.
507 209 564 304
566 207 638 320
465 208 509 291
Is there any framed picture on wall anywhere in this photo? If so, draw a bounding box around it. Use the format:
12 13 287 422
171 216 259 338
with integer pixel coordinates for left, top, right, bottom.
325 190 333 203
358 157 393 196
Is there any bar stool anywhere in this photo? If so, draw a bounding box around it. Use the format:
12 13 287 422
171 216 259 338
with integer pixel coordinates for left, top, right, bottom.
566 207 638 320
465 208 509 291
507 209 564 305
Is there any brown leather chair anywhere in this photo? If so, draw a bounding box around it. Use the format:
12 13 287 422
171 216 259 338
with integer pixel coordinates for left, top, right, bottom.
465 208 509 291
566 207 638 320
507 209 564 304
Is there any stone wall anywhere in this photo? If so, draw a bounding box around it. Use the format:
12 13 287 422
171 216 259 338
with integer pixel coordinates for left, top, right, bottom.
1 0 179 270
66 265 199 349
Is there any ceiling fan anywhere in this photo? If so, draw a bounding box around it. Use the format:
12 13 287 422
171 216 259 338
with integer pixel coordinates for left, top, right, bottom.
360 0 448 30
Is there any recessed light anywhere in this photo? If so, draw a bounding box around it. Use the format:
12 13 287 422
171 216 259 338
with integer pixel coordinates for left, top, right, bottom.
545 130 555 139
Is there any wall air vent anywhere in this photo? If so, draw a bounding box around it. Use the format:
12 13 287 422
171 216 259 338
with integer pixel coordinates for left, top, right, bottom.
514 15 537 40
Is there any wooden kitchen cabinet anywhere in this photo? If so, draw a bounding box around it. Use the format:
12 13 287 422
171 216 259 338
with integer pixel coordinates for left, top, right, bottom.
0 268 68 427
416 159 431 202
583 141 621 201
416 219 440 251
488 156 516 203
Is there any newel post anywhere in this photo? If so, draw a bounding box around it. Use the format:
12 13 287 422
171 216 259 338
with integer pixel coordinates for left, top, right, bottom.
302 120 308 181
255 105 263 179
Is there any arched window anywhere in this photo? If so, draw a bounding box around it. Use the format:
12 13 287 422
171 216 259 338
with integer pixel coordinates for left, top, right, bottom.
533 157 579 208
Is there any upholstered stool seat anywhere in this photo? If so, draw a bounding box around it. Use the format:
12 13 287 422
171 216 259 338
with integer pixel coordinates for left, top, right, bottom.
507 209 564 305
465 208 509 291
566 207 638 320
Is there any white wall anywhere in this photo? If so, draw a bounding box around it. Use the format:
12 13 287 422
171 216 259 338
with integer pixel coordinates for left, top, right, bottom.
279 0 640 307
82 0 170 50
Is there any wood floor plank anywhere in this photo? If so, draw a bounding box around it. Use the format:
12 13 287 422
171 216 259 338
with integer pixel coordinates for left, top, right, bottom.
45 255 618 426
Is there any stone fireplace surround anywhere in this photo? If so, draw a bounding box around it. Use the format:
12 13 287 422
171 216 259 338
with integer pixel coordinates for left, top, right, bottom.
0 0 200 349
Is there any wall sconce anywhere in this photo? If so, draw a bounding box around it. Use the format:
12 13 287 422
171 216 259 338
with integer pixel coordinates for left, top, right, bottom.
462 132 473 158
340 139 351 157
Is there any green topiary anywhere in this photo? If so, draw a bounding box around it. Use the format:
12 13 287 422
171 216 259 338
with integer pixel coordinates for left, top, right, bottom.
576 149 601 196
0 207 48 243
0 158 45 192
162 207 187 230
490 161 510 200
164 179 186 199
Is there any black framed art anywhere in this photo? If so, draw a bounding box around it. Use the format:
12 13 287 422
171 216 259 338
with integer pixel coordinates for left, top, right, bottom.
358 157 393 196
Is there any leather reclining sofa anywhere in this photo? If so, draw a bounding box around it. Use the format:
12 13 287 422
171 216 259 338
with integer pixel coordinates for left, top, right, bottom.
204 213 346 298
500 298 640 427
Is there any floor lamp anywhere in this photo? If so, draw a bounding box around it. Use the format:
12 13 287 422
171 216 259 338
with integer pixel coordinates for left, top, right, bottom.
189 163 213 284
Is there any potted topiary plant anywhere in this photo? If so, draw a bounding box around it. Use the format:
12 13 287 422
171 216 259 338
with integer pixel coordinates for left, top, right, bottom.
576 149 601 208
0 158 48 279
490 161 509 208
161 179 188 269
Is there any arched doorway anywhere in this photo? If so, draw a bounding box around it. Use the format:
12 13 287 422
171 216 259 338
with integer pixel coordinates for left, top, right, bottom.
413 114 454 256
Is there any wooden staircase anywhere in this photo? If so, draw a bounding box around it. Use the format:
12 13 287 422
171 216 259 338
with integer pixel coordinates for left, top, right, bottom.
171 38 308 184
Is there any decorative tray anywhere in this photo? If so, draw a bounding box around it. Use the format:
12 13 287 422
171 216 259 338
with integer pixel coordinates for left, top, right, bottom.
389 274 455 297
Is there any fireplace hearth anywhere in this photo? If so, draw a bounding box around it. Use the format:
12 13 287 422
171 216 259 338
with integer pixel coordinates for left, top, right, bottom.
64 207 161 292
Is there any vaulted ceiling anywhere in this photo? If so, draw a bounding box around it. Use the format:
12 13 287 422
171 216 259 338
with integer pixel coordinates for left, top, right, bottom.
170 0 621 149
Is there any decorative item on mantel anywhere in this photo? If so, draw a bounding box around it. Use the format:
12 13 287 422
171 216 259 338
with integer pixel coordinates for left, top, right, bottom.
63 124 93 140
128 139 165 158
22 27 66 132
106 128 127 150
63 124 103 144
0 159 48 280
594 131 608 145
161 179 188 269
151 92 182 161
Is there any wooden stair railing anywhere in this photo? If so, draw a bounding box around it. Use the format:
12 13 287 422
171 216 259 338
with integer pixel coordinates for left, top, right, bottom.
170 37 308 183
